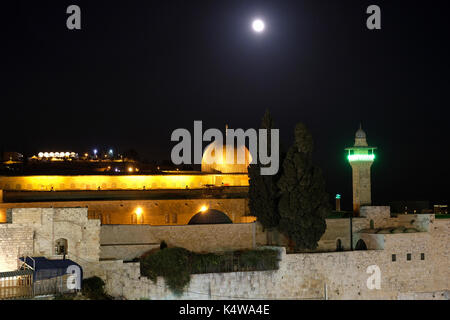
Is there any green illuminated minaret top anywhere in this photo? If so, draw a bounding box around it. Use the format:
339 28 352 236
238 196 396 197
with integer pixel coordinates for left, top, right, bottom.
345 123 376 215
345 123 376 162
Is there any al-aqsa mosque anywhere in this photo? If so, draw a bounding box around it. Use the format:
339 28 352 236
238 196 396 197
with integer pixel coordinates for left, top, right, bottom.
0 140 254 226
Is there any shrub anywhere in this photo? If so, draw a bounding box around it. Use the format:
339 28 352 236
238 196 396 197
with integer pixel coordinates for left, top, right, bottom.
82 276 111 300
239 249 279 271
140 247 280 295
140 247 191 295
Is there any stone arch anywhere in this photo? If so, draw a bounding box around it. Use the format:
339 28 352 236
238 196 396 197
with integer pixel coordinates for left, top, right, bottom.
355 239 367 251
55 238 68 255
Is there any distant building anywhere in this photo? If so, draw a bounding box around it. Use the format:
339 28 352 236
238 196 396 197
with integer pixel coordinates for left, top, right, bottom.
434 204 448 214
389 200 431 214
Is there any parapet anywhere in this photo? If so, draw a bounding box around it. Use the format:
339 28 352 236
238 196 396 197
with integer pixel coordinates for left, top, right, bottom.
360 206 391 219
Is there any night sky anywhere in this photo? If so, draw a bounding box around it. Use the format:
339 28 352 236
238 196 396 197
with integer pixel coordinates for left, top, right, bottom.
2 1 449 210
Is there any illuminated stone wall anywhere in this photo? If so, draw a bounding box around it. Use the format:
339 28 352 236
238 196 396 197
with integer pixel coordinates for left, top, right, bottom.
0 174 249 191
100 223 258 259
0 207 101 277
100 217 450 300
0 198 249 225
0 224 33 271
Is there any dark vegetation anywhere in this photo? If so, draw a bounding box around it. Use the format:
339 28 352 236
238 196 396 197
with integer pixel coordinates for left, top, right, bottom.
140 247 280 295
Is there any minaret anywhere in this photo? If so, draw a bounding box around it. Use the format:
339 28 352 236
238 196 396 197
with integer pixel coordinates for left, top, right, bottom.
345 124 376 216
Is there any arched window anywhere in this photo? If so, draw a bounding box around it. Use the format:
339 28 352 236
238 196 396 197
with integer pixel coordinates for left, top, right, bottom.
55 238 68 255
370 219 375 229
355 239 368 251
336 239 343 251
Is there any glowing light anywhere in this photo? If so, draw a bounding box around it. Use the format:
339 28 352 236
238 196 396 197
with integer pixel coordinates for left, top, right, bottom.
252 19 265 32
336 194 341 200
109 149 113 154
38 152 44 158
93 149 98 155
200 205 208 213
348 154 375 162
128 167 133 172
135 207 143 216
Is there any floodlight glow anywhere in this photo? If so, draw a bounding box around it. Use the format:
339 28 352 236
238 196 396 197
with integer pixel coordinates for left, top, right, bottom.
336 194 341 200
252 19 265 32
135 207 143 216
200 205 208 213
348 154 375 162
38 152 44 158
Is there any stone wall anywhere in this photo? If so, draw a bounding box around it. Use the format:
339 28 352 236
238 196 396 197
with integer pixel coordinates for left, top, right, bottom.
101 218 449 300
0 207 101 277
0 224 34 271
0 198 249 225
99 217 372 261
0 174 249 191
100 223 257 259
98 208 449 300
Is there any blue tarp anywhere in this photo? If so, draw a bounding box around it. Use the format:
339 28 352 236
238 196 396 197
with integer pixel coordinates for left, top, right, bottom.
19 257 83 281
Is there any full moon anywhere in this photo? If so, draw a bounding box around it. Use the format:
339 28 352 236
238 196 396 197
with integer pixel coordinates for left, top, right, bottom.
252 19 265 33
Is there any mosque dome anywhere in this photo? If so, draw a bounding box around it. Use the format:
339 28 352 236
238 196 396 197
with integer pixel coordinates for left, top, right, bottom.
188 209 233 225
201 140 252 173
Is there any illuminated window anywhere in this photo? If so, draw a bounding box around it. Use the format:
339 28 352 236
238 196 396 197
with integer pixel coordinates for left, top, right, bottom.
165 214 170 224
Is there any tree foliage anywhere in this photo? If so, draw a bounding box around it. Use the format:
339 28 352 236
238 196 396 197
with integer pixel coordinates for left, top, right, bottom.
277 123 330 250
248 109 281 229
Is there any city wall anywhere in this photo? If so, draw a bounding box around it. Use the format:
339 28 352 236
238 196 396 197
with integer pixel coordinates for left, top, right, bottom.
100 218 449 300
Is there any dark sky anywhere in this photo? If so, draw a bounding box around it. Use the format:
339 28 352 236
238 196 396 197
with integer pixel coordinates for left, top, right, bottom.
2 0 449 209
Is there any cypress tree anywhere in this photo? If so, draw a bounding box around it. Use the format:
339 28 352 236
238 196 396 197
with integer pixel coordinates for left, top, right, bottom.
248 110 281 232
277 122 330 250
